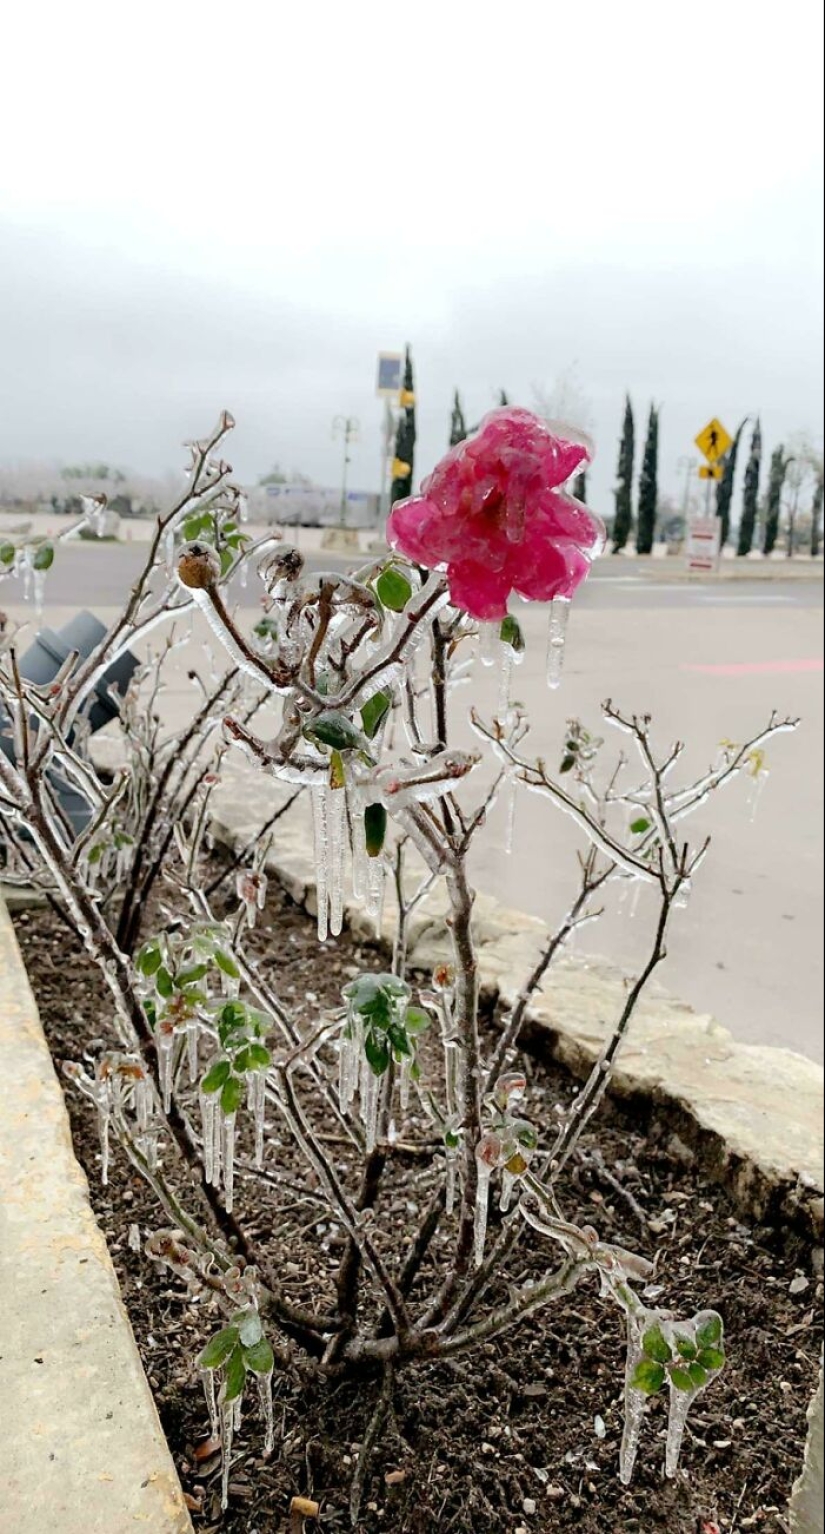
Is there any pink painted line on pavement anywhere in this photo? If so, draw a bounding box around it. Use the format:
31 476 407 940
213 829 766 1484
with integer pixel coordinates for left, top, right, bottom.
681 659 823 676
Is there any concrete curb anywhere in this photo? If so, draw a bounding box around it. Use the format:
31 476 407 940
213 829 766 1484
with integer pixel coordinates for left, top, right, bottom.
0 896 193 1534
211 777 824 1237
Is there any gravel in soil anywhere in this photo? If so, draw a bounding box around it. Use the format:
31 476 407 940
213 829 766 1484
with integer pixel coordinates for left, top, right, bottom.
13 879 823 1534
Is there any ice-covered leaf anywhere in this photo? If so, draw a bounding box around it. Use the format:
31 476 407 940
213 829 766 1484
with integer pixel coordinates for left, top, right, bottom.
404 1006 431 1037
214 948 241 980
243 1337 275 1375
222 1345 247 1402
697 1347 725 1372
156 966 174 998
236 1310 264 1347
202 1060 231 1094
375 566 413 611
642 1324 673 1364
675 1335 698 1361
695 1313 723 1350
630 1360 666 1396
305 710 366 753
500 615 525 654
198 1326 239 1370
364 802 387 857
137 943 163 977
220 1075 244 1114
33 542 55 571
630 818 651 835
361 690 392 739
364 1031 390 1077
670 1367 694 1392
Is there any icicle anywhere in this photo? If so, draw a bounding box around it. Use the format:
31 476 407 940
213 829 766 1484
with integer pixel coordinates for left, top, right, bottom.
479 622 499 666
498 642 514 719
474 1159 493 1267
312 783 330 942
212 1096 223 1187
445 1150 457 1216
257 1369 275 1456
135 1074 152 1132
328 782 346 938
365 849 385 921
158 1032 174 1113
33 567 48 617
665 1385 693 1478
202 1368 220 1439
546 596 570 689
220 1401 234 1511
223 1113 237 1213
748 768 768 823
499 1167 517 1213
250 1070 267 1168
503 774 518 855
350 789 368 902
186 1019 199 1083
398 1055 412 1113
200 1087 216 1184
98 1100 111 1185
165 525 176 571
360 1052 379 1153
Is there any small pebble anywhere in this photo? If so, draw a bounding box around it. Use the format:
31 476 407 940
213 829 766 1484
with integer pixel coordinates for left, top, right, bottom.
789 1274 810 1295
522 1498 537 1515
594 1414 607 1439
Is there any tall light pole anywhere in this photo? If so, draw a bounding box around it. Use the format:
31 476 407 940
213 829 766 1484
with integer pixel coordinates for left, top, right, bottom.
332 416 359 529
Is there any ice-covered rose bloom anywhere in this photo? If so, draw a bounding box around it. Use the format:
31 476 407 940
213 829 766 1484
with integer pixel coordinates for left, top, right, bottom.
387 407 604 621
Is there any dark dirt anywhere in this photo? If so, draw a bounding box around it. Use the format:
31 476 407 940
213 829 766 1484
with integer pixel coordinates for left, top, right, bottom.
14 874 823 1534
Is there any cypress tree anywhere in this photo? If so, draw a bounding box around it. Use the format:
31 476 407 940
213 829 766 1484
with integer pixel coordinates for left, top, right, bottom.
449 389 467 447
762 444 789 555
737 419 762 556
572 470 587 502
635 404 659 555
715 418 747 546
810 474 823 558
498 389 509 407
390 346 416 507
611 395 635 553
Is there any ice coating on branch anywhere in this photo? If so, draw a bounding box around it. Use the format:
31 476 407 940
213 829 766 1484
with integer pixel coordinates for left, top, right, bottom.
546 596 570 689
63 1054 153 1186
387 408 603 620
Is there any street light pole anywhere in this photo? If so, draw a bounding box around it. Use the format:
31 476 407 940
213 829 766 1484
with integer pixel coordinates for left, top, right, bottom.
332 415 359 530
677 455 698 518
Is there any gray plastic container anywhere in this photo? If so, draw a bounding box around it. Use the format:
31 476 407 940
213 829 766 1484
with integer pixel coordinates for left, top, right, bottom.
0 611 138 837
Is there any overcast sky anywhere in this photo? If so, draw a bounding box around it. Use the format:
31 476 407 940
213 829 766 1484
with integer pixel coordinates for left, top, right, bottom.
2 0 823 519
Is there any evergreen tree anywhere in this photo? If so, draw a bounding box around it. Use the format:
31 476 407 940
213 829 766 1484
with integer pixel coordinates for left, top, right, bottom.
635 404 659 555
611 395 635 553
449 389 467 447
762 444 789 555
498 389 509 407
715 418 747 546
572 470 587 502
390 346 416 507
811 475 824 558
737 419 762 556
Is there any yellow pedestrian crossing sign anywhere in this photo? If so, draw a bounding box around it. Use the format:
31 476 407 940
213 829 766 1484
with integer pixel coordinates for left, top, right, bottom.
698 463 724 481
695 418 733 464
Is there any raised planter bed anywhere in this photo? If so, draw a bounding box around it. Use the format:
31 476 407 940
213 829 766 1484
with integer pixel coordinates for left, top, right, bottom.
5 833 823 1533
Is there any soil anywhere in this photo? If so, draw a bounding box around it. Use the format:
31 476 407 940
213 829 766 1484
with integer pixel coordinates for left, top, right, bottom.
13 873 823 1534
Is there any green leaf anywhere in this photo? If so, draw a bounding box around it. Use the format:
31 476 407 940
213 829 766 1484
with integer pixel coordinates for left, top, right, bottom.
177 963 209 987
642 1324 673 1365
220 1075 244 1115
404 1006 431 1037
695 1314 723 1350
237 1309 264 1347
305 710 365 753
364 1031 390 1077
87 844 104 865
243 1337 275 1375
329 749 346 790
219 547 234 577
697 1347 725 1373
364 802 387 858
246 1042 271 1069
500 615 525 654
198 1325 239 1370
155 966 174 999
631 1359 666 1396
361 690 392 739
214 948 241 980
444 1129 461 1149
670 1367 695 1392
0 542 16 566
233 1046 251 1072
688 1362 709 1388
630 818 651 835
201 1059 231 1094
143 999 156 1028
375 566 413 612
223 1345 247 1402
560 754 577 774
675 1335 698 1362
33 542 55 571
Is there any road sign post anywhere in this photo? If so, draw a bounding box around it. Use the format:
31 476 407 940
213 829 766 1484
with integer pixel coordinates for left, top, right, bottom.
686 515 722 573
693 416 733 559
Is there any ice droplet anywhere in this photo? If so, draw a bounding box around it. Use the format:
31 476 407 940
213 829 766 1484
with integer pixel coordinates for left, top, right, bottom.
546 597 570 690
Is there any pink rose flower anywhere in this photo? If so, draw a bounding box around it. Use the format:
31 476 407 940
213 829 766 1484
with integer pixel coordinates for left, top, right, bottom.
387 407 604 620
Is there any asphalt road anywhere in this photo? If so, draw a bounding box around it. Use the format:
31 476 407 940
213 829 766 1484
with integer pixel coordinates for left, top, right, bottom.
4 546 823 1062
